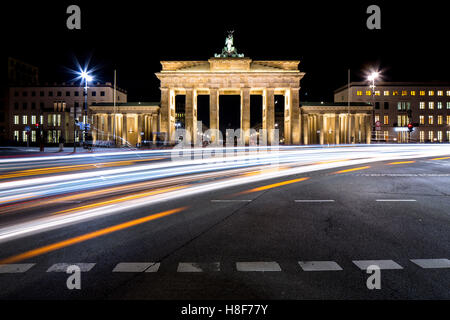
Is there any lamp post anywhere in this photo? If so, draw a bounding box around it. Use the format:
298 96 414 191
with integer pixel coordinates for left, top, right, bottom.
367 71 379 142
81 71 93 146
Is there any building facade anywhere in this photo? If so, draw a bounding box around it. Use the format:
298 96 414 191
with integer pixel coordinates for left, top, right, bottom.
7 82 127 145
334 82 450 143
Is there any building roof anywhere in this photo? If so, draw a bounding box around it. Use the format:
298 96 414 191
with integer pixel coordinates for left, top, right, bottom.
301 101 371 107
91 102 159 107
334 81 450 93
9 82 127 94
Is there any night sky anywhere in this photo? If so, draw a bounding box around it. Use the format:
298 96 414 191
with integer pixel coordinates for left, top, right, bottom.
3 1 450 102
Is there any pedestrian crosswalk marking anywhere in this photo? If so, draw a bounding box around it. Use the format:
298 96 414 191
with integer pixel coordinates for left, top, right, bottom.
236 261 281 272
177 262 220 272
0 263 35 273
299 261 343 271
411 259 450 269
47 263 96 272
353 260 403 270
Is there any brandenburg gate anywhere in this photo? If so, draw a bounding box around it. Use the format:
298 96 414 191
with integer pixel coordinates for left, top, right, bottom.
155 32 305 145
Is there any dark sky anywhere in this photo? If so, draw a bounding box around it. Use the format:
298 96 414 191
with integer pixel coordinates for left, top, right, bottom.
3 0 450 102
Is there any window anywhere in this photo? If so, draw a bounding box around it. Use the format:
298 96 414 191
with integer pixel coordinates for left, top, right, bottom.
420 102 425 110
428 131 434 141
40 115 43 124
383 91 389 96
447 115 450 124
438 131 443 142
447 91 450 96
438 115 443 125
14 115 19 124
384 102 389 110
100 91 105 96
92 91 96 96
410 91 416 96
384 115 389 125
31 115 36 125
437 102 443 109
420 131 425 143
420 91 426 96
22 131 28 142
22 115 28 124
447 102 450 109
374 115 380 123
375 102 380 109
429 102 434 109
66 91 70 96
31 130 36 142
393 91 399 96
398 115 408 127
419 115 425 124
366 91 372 96
14 102 19 110
40 91 44 97
13 131 19 141
374 91 380 96
57 91 62 97
384 131 389 141
22 102 27 110
438 90 443 96
48 91 53 97
31 91 36 97
40 102 45 109
74 102 79 108
22 91 27 97
447 131 450 142
429 91 435 96
31 102 36 110
14 92 19 97
402 91 408 96
75 91 79 96
357 91 363 96
428 115 434 125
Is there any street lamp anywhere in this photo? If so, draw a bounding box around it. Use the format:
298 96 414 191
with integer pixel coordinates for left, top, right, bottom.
80 70 93 146
367 71 379 142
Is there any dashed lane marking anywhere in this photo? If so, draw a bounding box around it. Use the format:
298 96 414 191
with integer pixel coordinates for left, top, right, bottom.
353 260 403 270
46 263 96 272
376 199 417 202
298 261 343 271
295 200 335 203
112 262 160 273
177 262 220 272
0 263 35 273
210 200 252 203
411 259 450 269
236 261 282 272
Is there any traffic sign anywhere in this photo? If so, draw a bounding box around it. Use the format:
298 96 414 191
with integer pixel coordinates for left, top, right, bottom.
25 126 31 132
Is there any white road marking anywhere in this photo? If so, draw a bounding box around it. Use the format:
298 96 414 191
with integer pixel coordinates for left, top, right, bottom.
298 261 343 271
295 200 335 203
376 199 417 202
113 262 157 273
0 263 35 273
353 260 403 270
47 263 96 272
177 262 220 272
411 259 450 269
236 261 281 272
211 200 252 202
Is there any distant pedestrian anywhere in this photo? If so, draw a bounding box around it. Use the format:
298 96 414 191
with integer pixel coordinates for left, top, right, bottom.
59 136 65 152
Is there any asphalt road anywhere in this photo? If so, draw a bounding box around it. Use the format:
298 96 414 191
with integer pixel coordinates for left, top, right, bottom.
0 144 449 299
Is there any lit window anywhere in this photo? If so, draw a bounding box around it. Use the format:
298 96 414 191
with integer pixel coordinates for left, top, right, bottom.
438 90 443 96
366 91 372 96
419 115 425 125
357 91 363 96
384 91 389 96
420 91 426 96
447 102 450 109
428 131 434 141
22 115 27 124
375 91 381 96
438 131 443 142
429 102 434 109
384 131 389 141
447 115 450 124
429 91 435 96
438 115 443 125
410 91 416 96
375 115 380 123
437 102 443 109
31 115 36 124
420 131 425 143
447 131 450 142
384 115 389 125
31 131 36 142
419 102 425 110
393 91 399 96
22 131 28 142
14 115 19 124
447 91 450 96
428 115 434 125
402 91 408 96
13 131 19 141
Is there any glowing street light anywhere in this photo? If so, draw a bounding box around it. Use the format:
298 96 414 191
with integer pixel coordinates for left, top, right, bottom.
367 70 380 142
79 69 94 149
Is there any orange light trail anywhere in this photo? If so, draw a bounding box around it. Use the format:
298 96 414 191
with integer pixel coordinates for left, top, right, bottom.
0 207 186 264
334 166 371 174
240 177 309 194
